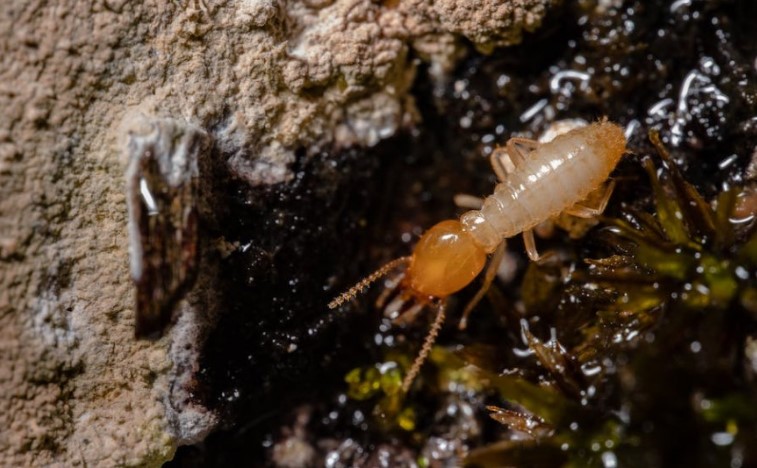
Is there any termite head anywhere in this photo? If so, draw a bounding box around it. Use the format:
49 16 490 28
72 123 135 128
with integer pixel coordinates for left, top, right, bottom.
405 220 487 298
328 219 487 394
328 219 487 308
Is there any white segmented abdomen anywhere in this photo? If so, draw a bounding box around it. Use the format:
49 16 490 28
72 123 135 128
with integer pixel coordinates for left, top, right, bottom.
460 122 622 253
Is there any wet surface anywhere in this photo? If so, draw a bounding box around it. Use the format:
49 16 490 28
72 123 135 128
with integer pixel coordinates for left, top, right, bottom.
169 0 757 466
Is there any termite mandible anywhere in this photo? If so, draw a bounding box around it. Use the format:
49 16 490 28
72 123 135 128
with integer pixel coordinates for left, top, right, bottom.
329 120 627 392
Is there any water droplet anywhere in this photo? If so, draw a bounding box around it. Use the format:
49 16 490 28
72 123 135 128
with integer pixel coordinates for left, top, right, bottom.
711 432 735 446
602 451 618 468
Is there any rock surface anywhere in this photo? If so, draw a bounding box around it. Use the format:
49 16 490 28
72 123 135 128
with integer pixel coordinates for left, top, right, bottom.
0 0 555 465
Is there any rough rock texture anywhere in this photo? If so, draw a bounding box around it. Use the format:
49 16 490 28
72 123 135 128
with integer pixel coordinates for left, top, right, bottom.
0 0 555 465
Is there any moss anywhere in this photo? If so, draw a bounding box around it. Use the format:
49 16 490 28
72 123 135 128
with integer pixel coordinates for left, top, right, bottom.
462 133 757 467
344 353 412 432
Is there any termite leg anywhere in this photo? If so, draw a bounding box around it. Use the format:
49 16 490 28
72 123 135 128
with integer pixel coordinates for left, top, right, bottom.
375 270 405 309
591 179 616 214
564 180 616 218
564 205 600 219
489 148 511 182
522 229 541 262
383 288 412 320
393 301 426 325
454 194 484 210
458 241 506 330
506 137 540 168
402 299 447 393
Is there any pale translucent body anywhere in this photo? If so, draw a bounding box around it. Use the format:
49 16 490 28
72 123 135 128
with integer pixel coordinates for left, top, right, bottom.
461 121 626 252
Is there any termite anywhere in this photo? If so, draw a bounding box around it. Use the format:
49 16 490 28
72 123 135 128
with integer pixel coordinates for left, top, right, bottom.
329 120 627 392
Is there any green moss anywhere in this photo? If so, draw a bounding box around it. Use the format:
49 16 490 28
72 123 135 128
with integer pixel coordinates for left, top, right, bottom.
462 133 757 466
343 351 416 432
341 346 485 434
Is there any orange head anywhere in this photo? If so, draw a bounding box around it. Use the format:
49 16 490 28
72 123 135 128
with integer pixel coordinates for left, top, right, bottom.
327 219 488 310
405 220 487 298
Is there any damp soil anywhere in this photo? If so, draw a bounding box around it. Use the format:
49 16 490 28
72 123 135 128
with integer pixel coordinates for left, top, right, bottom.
169 1 757 466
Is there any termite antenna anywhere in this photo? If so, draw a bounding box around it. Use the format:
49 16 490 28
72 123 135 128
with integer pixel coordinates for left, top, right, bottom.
328 256 411 309
402 300 447 393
